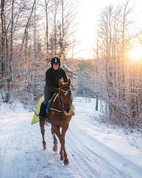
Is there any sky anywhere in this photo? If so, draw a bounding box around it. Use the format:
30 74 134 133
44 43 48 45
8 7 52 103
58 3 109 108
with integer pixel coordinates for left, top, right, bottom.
0 98 142 177
71 0 142 59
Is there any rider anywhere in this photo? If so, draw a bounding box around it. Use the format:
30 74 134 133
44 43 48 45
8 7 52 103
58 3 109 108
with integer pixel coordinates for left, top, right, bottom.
39 57 68 120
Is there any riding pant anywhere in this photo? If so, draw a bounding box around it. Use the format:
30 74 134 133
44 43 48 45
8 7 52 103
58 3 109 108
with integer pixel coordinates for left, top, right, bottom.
43 86 54 105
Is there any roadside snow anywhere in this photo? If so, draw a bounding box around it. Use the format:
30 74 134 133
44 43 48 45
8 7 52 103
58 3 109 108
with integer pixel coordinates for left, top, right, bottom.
0 97 142 178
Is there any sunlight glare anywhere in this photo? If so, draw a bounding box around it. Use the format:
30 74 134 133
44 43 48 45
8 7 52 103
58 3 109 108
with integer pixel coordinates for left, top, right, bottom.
128 46 142 61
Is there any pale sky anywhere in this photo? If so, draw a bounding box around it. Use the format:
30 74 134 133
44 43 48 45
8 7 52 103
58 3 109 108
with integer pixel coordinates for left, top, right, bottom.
71 0 142 59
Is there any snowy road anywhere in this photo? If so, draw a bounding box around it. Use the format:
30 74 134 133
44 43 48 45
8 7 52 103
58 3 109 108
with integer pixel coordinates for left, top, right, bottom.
0 99 142 178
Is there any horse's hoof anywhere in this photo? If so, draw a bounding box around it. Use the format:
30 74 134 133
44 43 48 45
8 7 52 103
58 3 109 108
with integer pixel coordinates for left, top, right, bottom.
60 156 63 160
64 160 69 165
53 146 57 152
43 143 46 150
43 146 46 150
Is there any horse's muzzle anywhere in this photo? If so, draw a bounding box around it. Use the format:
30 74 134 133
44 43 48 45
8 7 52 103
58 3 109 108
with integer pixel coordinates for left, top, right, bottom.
65 108 70 113
64 103 70 113
64 106 71 114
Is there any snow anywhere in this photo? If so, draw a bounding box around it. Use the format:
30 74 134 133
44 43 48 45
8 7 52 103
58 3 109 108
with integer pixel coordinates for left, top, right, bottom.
0 97 142 178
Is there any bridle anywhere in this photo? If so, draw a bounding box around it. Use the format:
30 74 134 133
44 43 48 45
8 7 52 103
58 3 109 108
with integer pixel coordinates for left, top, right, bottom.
60 88 71 96
50 83 72 114
59 86 72 112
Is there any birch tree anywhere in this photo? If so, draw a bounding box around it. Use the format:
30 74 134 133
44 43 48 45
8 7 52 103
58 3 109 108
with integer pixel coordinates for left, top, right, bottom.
46 0 76 61
0 0 13 102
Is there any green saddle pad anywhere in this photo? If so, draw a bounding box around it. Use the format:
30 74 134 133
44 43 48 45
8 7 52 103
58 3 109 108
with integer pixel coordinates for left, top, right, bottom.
31 93 56 125
31 96 44 125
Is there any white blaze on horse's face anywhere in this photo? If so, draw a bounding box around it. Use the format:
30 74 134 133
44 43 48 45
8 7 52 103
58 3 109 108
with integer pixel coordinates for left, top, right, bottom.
59 82 72 113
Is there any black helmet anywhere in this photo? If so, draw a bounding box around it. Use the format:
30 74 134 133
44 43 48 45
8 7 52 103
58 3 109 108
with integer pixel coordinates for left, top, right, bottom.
51 57 60 67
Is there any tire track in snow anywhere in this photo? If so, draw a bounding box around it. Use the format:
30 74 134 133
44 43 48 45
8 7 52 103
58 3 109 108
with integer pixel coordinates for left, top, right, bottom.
66 135 101 178
0 117 21 177
67 126 129 178
0 118 17 129
0 133 11 178
0 129 22 177
69 116 142 178
0 109 142 178
0 117 34 178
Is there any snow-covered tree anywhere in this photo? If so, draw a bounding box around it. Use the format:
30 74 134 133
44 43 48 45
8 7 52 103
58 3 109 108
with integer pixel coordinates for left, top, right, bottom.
94 0 142 129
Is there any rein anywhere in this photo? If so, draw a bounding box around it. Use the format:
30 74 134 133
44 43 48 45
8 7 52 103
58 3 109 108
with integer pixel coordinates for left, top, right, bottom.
50 93 63 113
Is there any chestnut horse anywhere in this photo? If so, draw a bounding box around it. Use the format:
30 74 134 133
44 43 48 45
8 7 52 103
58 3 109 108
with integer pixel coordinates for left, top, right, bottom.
39 79 73 165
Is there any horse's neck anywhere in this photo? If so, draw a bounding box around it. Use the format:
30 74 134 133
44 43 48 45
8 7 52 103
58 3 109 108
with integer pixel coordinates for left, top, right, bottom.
51 94 62 109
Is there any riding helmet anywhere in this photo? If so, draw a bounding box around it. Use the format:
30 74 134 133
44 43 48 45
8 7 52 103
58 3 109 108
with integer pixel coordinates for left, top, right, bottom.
51 57 60 67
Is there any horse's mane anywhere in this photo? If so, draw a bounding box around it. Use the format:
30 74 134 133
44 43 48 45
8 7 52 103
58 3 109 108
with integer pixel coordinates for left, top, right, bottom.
60 82 72 91
61 82 69 86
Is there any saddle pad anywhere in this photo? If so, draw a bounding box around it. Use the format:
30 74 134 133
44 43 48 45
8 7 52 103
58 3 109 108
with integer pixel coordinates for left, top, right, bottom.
31 93 56 125
31 96 44 124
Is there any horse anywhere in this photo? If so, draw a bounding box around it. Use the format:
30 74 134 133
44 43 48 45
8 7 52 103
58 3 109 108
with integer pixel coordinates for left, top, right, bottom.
39 78 73 165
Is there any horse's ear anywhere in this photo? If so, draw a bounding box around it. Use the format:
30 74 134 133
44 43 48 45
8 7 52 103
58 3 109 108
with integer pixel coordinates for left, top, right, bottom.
58 79 62 87
68 78 71 86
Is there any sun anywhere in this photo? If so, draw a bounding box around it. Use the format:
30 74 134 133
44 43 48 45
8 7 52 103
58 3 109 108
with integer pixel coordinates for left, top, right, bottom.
128 46 142 61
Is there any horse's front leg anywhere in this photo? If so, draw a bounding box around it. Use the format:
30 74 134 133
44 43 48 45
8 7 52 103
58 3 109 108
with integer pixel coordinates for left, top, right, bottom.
51 127 58 152
59 138 64 161
39 119 46 150
53 125 64 160
62 124 69 165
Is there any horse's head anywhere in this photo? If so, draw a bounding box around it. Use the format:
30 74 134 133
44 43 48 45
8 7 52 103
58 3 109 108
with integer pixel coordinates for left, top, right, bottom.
58 78 72 114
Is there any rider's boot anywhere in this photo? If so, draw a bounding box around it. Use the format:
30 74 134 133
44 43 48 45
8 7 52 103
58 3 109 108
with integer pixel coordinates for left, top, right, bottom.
39 103 46 120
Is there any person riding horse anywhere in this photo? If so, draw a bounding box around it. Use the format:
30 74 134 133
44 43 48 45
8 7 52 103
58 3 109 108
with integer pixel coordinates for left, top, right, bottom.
39 57 68 120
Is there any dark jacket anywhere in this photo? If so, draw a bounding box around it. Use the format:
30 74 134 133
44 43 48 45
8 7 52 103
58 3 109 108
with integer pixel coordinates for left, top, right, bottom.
45 67 68 92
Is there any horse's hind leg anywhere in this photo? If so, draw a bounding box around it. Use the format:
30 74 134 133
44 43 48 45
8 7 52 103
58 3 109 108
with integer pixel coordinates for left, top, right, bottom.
51 127 58 152
39 119 46 150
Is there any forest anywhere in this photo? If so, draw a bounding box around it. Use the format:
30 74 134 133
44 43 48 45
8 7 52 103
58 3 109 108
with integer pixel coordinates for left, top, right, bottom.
0 0 142 131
